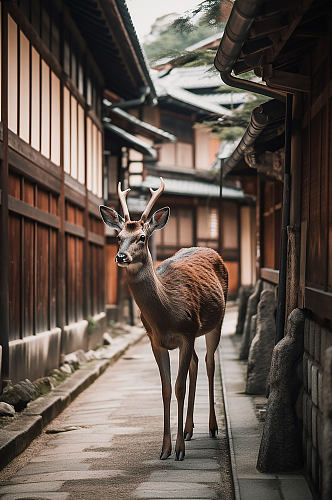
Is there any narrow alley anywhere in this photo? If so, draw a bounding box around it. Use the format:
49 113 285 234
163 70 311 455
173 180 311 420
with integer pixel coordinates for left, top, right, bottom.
0 332 233 499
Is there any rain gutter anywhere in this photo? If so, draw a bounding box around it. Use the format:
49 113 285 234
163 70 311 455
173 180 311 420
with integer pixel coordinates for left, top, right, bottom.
106 86 154 110
223 99 285 178
214 0 285 102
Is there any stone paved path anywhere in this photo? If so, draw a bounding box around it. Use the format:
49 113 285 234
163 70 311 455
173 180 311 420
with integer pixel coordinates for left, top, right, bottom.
0 335 233 499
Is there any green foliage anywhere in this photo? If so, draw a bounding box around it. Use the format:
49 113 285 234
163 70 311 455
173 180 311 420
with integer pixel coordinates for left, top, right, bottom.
88 316 97 329
144 22 219 62
234 93 270 123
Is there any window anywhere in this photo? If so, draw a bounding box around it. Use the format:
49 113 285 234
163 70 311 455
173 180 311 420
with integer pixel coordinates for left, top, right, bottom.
41 60 50 158
8 15 18 133
31 47 40 150
19 31 30 143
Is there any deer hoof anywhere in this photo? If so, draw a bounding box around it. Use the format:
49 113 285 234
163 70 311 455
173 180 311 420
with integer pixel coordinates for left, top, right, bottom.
160 450 171 460
184 430 193 441
209 427 218 438
175 450 185 461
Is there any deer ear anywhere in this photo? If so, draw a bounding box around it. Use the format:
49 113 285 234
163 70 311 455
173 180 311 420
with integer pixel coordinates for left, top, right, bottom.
149 207 170 232
99 205 124 232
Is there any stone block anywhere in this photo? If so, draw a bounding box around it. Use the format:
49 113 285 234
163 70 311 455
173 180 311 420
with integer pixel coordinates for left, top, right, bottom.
312 446 318 486
309 321 316 358
318 370 323 410
246 290 276 395
312 364 319 407
304 319 310 352
235 286 253 335
306 438 312 475
322 347 332 500
317 412 323 460
257 308 305 472
312 405 317 448
239 280 262 360
306 397 312 434
303 353 309 392
314 326 321 363
308 358 312 395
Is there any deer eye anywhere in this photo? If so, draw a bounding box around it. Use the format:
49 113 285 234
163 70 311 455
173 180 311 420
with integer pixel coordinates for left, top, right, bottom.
139 234 146 242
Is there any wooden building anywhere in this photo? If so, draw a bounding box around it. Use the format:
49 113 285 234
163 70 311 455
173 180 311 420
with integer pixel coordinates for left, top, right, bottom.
102 64 257 312
0 0 155 387
214 0 332 496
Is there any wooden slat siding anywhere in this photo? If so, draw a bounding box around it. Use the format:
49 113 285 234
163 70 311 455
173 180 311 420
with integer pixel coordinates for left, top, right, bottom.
23 219 34 337
36 188 49 333
8 172 20 197
0 3 10 383
76 237 84 321
7 195 59 228
64 184 86 209
9 131 61 183
305 287 332 322
88 232 104 246
64 221 85 239
106 244 118 305
66 235 75 324
8 145 62 194
8 214 21 340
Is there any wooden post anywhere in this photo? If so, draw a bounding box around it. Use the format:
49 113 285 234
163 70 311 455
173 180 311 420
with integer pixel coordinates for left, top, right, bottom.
0 4 10 387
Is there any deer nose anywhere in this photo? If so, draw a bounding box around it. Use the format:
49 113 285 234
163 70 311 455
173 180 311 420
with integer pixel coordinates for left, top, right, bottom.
116 252 128 263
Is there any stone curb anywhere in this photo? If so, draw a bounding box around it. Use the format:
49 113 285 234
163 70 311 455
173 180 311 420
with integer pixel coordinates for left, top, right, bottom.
0 328 146 470
217 347 241 500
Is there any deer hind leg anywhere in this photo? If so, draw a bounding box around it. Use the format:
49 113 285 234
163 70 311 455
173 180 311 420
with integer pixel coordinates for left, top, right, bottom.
175 339 194 460
205 324 221 438
150 340 172 460
184 349 198 441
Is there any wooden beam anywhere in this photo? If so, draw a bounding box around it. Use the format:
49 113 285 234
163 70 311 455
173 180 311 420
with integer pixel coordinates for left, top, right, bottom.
260 267 279 284
64 221 86 238
7 196 60 229
264 68 311 93
88 232 104 246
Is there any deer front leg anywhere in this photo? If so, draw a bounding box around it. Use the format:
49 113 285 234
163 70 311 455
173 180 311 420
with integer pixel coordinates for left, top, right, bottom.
175 339 194 460
184 349 198 441
150 340 172 460
205 327 221 437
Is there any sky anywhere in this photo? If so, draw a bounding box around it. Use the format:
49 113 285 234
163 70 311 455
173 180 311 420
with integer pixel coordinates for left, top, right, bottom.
127 0 197 41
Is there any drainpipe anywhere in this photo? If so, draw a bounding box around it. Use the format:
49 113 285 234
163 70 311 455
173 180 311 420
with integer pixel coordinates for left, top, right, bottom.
105 86 153 110
275 93 292 343
214 0 285 102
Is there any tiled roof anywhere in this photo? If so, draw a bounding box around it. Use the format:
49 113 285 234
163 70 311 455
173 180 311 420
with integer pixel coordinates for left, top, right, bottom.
141 175 244 199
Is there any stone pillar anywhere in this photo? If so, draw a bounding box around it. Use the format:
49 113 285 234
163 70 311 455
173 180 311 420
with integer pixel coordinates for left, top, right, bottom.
257 308 305 472
239 280 262 359
323 346 332 500
246 290 276 395
235 286 253 335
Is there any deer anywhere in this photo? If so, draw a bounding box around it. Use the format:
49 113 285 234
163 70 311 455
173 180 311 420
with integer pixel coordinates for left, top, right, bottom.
99 177 228 461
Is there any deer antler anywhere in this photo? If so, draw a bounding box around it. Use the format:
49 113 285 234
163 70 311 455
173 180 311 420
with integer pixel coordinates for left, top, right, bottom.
140 177 165 222
117 182 131 221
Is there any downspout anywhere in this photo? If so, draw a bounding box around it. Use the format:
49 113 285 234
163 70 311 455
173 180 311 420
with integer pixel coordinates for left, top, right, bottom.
275 93 292 343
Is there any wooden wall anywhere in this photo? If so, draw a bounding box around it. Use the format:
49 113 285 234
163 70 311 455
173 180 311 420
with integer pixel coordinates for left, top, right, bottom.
1 1 105 382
